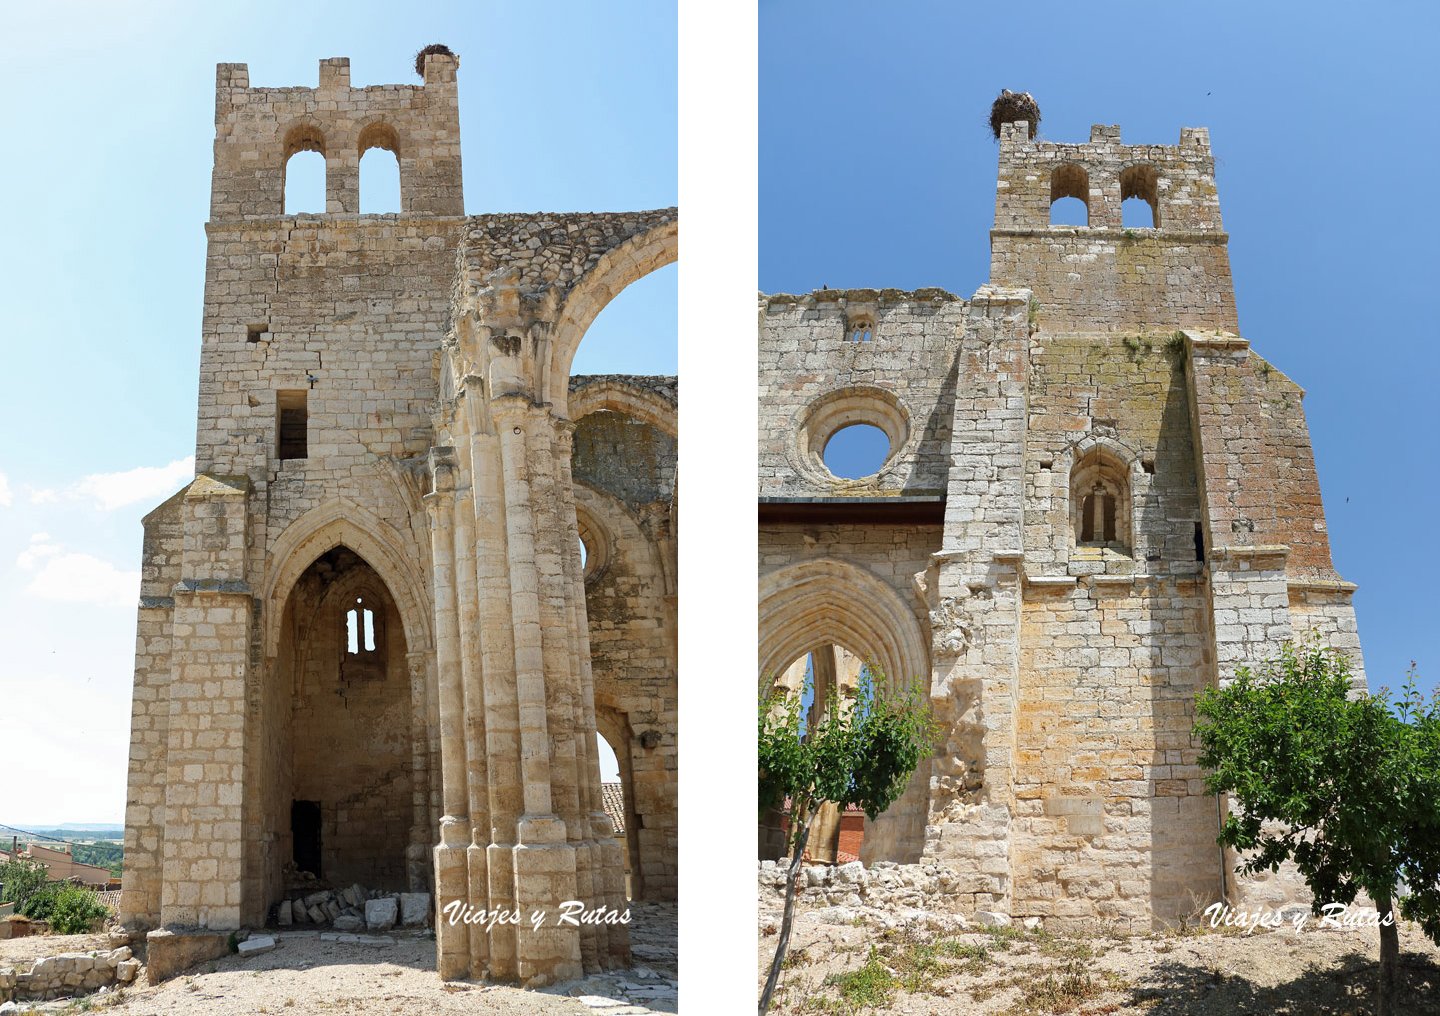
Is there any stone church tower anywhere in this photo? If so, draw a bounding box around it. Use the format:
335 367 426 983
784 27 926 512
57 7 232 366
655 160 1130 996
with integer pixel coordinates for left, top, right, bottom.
120 50 677 985
758 118 1363 927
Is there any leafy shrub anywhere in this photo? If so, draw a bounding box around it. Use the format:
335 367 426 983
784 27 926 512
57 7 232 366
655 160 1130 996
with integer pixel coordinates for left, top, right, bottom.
0 859 48 909
20 882 109 933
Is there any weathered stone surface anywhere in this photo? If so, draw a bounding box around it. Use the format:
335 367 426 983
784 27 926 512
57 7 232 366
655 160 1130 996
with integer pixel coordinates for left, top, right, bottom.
145 930 230 985
236 935 277 956
399 892 431 927
117 48 675 989
364 898 397 932
758 119 1362 930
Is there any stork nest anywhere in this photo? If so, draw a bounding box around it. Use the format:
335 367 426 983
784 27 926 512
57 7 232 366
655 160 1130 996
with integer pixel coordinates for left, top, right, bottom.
989 90 1040 140
415 43 456 78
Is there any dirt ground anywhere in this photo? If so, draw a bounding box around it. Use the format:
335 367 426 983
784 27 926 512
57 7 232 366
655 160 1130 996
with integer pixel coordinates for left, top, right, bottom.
3 903 677 1016
759 904 1440 1015
0 933 115 967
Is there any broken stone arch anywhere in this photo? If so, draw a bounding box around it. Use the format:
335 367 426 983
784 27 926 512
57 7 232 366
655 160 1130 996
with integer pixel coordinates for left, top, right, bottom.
546 219 679 414
568 378 678 438
758 557 929 693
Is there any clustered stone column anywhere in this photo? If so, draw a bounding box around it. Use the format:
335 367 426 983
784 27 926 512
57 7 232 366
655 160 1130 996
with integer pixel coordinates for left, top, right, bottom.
422 379 629 985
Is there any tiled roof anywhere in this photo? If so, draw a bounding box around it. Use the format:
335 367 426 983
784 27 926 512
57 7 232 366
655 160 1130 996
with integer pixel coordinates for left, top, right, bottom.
600 782 626 834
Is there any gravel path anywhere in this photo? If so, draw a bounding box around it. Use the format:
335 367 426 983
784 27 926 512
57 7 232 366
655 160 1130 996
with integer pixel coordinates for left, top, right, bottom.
5 903 677 1016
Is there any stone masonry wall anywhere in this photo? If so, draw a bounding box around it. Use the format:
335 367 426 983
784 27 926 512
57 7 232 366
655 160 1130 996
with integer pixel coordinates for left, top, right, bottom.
758 115 1367 932
990 123 1237 334
758 291 965 498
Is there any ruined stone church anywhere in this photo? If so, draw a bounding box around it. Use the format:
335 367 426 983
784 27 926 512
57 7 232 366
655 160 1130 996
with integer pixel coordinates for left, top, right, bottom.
758 115 1364 927
119 49 677 985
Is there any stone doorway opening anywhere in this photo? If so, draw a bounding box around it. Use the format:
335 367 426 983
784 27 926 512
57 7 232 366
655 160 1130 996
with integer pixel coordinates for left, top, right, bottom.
291 800 322 879
252 544 426 920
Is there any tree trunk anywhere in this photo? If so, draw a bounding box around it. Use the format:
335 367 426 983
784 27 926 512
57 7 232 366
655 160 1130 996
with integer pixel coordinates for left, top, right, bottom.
1376 892 1398 1016
759 809 815 1015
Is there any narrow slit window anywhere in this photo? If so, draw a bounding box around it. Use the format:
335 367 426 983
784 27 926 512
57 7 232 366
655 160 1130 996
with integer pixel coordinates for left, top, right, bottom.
346 608 359 654
277 390 308 460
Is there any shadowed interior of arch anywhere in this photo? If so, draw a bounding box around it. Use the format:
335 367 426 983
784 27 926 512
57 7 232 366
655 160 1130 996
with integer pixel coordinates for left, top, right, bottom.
258 544 418 899
823 423 890 478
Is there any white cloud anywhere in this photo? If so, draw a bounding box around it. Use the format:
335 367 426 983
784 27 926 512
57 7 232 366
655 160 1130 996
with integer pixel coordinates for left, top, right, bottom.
0 471 11 507
17 532 61 570
69 455 194 512
17 533 139 608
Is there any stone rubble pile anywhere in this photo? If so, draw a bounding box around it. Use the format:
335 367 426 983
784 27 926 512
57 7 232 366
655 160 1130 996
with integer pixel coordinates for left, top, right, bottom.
0 944 140 1003
275 885 431 932
758 861 1045 935
566 901 679 1015
759 859 971 909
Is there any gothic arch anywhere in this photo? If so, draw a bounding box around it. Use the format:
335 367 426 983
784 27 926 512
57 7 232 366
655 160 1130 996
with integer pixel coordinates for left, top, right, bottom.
546 218 679 413
568 378 677 438
758 558 929 691
261 499 433 659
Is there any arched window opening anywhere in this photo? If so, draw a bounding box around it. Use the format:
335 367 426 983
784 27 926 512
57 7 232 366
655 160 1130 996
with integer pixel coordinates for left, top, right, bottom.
283 125 327 215
359 149 400 213
358 122 401 214
1071 447 1132 553
284 152 326 214
823 423 890 479
1050 163 1090 226
1120 164 1160 228
846 315 875 343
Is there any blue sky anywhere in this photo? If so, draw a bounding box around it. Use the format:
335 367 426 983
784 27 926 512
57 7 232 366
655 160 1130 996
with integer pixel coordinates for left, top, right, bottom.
0 0 675 824
762 1 1440 699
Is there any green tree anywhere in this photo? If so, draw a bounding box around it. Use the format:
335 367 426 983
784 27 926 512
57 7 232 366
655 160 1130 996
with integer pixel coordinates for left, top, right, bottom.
0 858 48 910
1194 641 1440 1016
757 667 934 1015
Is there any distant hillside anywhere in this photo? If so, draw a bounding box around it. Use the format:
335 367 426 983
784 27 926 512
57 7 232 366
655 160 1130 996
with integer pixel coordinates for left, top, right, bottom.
3 823 124 843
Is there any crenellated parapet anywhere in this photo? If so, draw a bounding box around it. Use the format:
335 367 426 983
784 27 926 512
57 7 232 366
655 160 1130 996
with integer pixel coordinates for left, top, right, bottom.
991 121 1237 332
210 53 463 219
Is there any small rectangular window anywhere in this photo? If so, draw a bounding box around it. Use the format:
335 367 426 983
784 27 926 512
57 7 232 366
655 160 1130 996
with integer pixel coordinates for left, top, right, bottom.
277 390 308 460
247 323 269 343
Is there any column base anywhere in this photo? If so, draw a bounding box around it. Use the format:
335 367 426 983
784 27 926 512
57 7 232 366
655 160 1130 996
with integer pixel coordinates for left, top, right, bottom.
434 817 470 981
513 817 581 986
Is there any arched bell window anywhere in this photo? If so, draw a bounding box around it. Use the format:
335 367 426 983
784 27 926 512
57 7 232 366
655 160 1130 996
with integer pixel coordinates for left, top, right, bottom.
1071 446 1131 553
